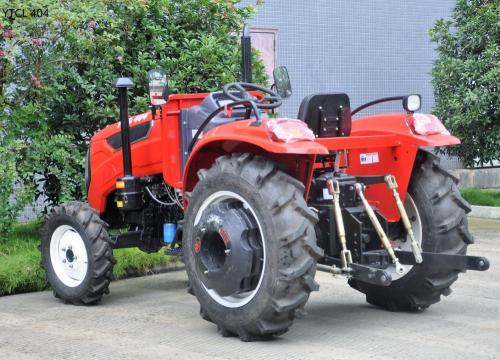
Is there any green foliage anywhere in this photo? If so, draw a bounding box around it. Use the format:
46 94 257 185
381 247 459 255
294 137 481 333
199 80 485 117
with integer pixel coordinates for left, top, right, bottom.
0 221 177 296
0 139 31 235
461 188 500 207
0 0 266 230
429 0 500 167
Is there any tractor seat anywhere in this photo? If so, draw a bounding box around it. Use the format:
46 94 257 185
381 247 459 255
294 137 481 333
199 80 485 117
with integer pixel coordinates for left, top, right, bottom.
297 93 352 137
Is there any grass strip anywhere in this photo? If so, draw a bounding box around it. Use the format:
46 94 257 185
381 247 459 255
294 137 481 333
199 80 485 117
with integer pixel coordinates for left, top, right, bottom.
461 188 500 207
0 221 178 296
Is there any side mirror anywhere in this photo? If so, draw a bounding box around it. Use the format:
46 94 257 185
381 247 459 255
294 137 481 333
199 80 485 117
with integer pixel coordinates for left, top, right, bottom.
148 69 168 106
403 94 421 113
273 66 292 99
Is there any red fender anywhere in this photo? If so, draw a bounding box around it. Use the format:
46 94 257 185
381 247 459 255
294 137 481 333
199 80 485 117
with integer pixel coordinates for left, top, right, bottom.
340 113 461 221
183 118 328 202
351 113 461 147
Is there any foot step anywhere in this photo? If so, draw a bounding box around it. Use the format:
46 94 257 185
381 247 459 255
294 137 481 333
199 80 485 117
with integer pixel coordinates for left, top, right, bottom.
165 247 183 257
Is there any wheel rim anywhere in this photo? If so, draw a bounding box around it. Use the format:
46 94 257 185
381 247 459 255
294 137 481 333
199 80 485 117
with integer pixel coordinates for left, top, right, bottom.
49 225 89 287
386 193 423 280
193 191 266 308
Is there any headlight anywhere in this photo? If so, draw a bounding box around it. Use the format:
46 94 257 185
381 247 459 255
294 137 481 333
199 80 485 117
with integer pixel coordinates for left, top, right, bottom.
409 113 450 136
403 94 421 112
266 118 315 143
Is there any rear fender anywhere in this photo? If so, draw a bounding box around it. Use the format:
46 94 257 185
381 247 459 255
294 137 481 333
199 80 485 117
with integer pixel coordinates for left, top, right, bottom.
183 119 328 203
351 113 461 147
347 113 460 221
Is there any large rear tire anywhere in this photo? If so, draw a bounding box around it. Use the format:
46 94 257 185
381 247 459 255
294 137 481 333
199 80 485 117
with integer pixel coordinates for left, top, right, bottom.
183 154 323 341
41 201 116 305
349 150 473 311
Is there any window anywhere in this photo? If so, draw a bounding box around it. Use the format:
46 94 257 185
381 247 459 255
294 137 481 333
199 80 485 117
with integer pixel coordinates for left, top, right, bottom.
250 27 278 82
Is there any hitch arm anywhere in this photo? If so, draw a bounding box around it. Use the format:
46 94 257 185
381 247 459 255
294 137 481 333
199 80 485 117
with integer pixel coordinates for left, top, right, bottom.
355 183 405 274
317 256 393 287
396 251 490 272
385 175 423 264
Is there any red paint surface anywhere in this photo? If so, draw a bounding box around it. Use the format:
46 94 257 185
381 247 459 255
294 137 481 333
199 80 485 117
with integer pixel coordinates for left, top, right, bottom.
88 92 459 224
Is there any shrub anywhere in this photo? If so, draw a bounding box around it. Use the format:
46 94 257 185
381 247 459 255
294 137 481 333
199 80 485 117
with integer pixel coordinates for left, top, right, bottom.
430 0 499 167
0 0 266 231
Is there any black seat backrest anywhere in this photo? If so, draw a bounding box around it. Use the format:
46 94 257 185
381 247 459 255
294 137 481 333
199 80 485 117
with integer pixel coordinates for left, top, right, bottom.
297 93 352 137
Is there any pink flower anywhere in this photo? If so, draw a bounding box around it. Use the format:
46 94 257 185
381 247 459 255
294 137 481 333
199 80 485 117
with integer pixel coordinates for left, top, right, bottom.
31 74 41 88
0 50 4 58
3 30 14 39
32 38 43 47
87 20 97 29
116 55 123 63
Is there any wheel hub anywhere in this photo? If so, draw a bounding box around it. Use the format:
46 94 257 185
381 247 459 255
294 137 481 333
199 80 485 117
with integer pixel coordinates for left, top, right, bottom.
50 225 89 287
194 201 263 297
66 248 76 262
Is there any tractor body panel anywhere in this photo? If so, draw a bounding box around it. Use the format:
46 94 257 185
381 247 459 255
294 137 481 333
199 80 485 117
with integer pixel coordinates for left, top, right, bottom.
88 94 208 213
88 90 459 224
183 118 326 198
340 113 460 221
183 113 460 222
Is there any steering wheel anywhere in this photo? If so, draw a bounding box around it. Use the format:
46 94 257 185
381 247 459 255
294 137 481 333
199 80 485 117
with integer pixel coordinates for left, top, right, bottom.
222 82 282 109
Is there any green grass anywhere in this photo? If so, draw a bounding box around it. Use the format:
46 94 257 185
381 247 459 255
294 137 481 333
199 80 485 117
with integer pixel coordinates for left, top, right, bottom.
461 188 500 207
0 222 178 296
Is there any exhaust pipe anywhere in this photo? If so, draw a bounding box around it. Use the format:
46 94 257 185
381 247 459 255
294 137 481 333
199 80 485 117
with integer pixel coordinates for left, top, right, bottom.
241 25 252 83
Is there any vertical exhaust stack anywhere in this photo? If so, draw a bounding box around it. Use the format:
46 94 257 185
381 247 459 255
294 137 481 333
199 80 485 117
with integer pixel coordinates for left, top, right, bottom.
112 77 134 176
112 77 143 211
241 25 252 83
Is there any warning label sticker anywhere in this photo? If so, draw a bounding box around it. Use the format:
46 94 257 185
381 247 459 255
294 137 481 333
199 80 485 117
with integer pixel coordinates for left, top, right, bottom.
360 152 380 165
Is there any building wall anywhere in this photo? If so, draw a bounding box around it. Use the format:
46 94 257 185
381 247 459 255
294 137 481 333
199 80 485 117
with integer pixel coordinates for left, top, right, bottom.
246 0 456 119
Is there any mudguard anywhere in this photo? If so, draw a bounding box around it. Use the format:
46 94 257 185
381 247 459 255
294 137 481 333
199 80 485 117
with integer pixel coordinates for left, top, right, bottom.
183 118 328 198
343 113 460 221
185 113 460 222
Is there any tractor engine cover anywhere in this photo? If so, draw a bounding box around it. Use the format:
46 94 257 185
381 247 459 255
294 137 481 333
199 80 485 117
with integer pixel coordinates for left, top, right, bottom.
193 202 263 297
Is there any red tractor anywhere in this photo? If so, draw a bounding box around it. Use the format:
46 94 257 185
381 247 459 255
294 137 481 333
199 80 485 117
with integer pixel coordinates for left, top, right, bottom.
41 31 489 341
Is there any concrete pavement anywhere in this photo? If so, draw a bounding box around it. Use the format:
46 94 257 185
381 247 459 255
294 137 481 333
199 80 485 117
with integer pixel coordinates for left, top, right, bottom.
0 218 499 360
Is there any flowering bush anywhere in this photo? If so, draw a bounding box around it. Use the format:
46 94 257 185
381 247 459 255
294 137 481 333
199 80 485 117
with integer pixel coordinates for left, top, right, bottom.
0 0 266 233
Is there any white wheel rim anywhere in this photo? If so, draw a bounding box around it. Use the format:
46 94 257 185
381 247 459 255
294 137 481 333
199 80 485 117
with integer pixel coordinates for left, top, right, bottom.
386 193 422 280
50 225 89 287
194 191 266 308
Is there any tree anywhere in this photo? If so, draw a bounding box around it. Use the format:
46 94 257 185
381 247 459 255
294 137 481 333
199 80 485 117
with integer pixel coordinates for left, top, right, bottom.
429 0 499 167
0 0 266 234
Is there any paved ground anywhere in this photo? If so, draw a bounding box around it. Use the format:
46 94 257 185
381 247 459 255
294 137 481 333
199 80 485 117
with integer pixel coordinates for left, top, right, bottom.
0 218 499 360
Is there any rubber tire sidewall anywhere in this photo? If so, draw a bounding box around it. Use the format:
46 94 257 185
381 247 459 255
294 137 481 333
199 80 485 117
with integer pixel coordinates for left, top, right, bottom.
42 213 96 301
184 171 281 330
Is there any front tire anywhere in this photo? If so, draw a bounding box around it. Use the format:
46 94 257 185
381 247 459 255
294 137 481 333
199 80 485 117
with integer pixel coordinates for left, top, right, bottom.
349 150 473 311
41 202 116 305
183 154 323 341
